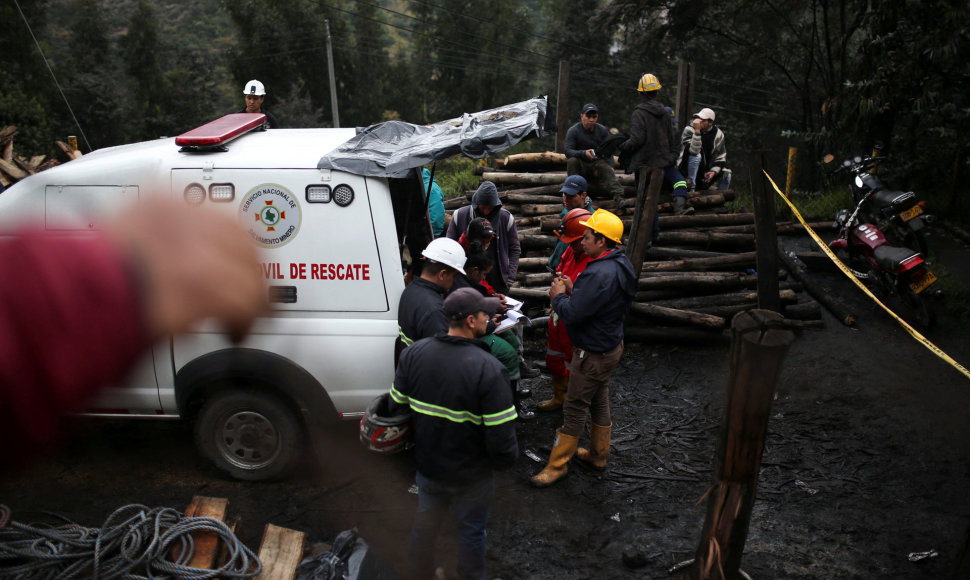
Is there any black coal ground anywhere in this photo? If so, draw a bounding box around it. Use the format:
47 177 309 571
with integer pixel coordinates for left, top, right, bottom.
2 236 969 580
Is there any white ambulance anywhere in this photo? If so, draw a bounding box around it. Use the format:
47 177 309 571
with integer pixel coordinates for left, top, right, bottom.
0 98 551 480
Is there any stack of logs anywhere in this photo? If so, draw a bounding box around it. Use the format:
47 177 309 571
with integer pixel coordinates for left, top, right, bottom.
0 126 80 189
446 152 830 342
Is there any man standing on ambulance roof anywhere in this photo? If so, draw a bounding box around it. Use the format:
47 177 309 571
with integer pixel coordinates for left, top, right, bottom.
445 181 520 295
531 209 638 487
396 237 467 363
237 80 280 129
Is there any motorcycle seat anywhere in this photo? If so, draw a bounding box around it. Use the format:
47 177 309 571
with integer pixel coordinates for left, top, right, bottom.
872 189 915 210
874 244 919 271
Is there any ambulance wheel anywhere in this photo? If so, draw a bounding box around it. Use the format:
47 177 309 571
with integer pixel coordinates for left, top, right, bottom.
195 390 304 481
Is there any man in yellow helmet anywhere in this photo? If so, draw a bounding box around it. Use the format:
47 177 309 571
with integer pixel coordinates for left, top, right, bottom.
620 74 693 215
531 209 638 487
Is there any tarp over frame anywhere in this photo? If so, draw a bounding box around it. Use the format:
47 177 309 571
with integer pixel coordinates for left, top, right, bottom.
317 97 554 178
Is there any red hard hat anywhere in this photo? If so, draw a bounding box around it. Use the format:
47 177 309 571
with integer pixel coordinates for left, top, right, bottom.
554 208 593 243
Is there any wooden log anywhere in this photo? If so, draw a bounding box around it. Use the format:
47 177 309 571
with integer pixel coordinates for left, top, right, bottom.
655 230 755 249
517 226 542 236
692 310 794 580
659 212 754 228
497 183 564 196
508 286 551 301
443 196 467 210
55 140 82 160
624 325 729 344
498 151 567 168
640 251 757 272
2 140 12 163
483 171 635 186
518 256 552 270
519 203 566 216
178 496 229 570
514 216 542 228
505 193 563 204
777 244 856 325
519 233 558 250
645 246 731 260
651 289 797 310
13 154 34 175
255 524 306 580
519 272 553 285
26 155 46 171
629 302 726 329
638 271 762 291
0 158 27 180
782 299 822 321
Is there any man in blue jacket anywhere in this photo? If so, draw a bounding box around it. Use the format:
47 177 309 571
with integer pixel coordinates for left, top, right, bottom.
531 209 638 487
391 287 519 579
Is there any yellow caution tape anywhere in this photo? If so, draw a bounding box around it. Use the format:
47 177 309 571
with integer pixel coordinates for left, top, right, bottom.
764 170 970 380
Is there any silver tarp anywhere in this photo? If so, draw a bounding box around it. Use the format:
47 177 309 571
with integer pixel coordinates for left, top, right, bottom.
317 97 552 178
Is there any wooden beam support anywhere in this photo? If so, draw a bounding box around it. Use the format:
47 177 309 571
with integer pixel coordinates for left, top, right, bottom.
255 524 306 580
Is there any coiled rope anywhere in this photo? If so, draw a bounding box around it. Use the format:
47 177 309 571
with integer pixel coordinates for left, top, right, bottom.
0 503 262 579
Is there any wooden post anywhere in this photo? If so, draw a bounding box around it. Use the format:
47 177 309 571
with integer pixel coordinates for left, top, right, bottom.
753 173 781 312
555 60 572 153
785 146 797 197
692 310 795 580
626 167 664 277
674 60 695 131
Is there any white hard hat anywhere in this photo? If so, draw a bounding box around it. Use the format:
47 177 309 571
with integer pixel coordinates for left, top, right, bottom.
243 80 266 96
421 238 466 275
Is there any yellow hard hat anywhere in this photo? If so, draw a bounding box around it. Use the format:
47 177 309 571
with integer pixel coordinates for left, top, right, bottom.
579 209 624 243
637 73 662 92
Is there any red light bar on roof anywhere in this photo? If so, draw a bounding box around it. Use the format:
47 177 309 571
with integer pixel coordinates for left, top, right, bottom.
175 113 267 147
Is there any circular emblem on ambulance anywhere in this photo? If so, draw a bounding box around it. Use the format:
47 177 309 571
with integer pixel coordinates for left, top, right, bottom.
240 184 302 248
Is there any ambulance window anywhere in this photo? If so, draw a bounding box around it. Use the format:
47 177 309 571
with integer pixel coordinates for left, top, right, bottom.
45 185 137 230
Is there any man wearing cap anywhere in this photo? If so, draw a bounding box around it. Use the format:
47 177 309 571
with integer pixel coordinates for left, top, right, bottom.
564 104 626 208
237 79 280 129
445 181 520 295
531 209 638 487
619 74 692 215
548 174 594 271
390 287 518 580
396 237 467 363
677 107 731 192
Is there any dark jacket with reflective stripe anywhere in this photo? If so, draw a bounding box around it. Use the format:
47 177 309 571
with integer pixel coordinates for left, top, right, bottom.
390 335 518 484
552 248 637 353
397 277 448 350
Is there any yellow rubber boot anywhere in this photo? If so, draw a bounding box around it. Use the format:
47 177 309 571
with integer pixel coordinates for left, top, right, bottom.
530 430 579 487
536 376 569 412
575 422 611 470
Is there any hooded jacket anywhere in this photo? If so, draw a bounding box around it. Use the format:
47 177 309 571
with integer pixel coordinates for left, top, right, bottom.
551 248 638 353
620 97 678 171
390 335 518 484
445 183 521 286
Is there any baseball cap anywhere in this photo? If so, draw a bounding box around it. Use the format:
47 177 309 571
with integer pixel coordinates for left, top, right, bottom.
560 174 588 196
693 107 716 121
444 287 500 319
467 217 495 240
581 103 598 115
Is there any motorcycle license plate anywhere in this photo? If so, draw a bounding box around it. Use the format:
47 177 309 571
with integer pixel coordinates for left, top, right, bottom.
900 205 923 221
910 270 937 294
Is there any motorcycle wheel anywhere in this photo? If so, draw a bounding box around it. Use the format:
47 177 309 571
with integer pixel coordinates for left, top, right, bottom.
898 286 936 330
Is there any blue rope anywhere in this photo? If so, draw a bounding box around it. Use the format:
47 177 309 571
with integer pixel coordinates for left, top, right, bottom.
0 504 262 579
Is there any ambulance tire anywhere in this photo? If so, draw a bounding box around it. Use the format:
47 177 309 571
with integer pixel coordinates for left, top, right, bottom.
195 390 305 481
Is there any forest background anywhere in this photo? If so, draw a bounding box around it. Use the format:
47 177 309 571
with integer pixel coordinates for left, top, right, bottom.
2 0 969 219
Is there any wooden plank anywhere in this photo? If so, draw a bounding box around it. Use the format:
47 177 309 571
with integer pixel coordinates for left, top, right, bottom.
179 496 229 570
256 523 306 580
0 158 27 180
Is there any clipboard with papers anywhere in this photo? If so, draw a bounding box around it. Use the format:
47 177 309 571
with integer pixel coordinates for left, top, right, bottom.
494 296 529 333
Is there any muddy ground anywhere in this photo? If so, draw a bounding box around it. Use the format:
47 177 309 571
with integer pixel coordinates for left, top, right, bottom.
2 231 969 580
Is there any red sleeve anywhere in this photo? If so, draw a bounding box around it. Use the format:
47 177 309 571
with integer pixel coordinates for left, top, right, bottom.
0 232 150 470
